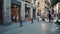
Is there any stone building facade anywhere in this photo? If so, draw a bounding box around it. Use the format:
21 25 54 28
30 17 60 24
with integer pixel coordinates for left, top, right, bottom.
0 0 37 24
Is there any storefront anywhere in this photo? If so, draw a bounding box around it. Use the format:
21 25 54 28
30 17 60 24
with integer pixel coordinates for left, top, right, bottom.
25 4 31 21
0 0 3 24
11 0 21 22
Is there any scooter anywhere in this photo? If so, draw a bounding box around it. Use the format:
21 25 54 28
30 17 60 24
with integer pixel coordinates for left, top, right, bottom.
55 19 60 25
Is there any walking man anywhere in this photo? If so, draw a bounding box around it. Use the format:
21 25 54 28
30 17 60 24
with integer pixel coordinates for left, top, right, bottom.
48 11 52 22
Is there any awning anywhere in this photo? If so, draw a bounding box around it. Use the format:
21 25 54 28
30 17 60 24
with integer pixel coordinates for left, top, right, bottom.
11 0 21 5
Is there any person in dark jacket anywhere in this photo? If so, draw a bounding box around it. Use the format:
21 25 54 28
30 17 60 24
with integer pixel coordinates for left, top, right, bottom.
48 11 52 22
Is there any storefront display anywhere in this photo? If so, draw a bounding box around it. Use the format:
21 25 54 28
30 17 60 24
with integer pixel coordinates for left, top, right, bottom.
11 0 21 22
11 5 21 22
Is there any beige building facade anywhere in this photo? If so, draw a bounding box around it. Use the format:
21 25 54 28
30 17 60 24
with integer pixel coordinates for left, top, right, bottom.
36 0 50 18
36 0 45 18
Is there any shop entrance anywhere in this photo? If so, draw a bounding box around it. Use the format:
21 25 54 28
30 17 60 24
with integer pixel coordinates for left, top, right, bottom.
0 0 3 24
11 5 21 22
25 7 30 21
25 8 30 17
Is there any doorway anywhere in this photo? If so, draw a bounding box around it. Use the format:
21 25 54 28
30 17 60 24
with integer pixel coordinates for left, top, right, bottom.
25 7 30 21
33 9 36 18
0 0 3 24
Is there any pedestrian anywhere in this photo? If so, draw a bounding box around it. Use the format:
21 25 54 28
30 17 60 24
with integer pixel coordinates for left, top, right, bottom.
48 11 52 22
31 18 33 24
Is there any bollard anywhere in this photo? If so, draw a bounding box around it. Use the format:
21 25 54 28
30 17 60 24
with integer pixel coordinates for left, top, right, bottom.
38 18 39 22
20 20 22 27
31 19 33 24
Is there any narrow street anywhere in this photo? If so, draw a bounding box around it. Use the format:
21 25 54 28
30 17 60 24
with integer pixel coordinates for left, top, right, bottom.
0 0 60 34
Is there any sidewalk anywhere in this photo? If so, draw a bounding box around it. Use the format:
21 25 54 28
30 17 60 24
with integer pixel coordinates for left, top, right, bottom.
0 19 60 34
0 19 57 33
0 19 38 33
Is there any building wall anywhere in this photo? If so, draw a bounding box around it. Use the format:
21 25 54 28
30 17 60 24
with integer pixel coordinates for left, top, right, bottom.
3 0 36 24
2 0 37 24
58 3 60 13
54 4 58 15
57 2 60 18
3 0 11 24
36 0 45 18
